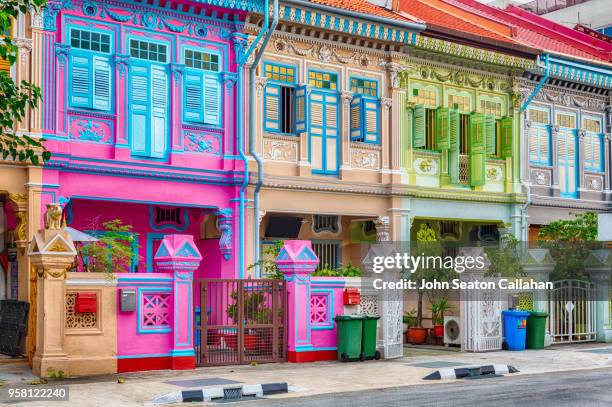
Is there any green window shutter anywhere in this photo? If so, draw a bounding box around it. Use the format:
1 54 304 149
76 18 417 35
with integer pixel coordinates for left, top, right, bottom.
469 113 486 187
203 75 221 126
363 98 379 144
70 53 92 108
184 70 203 123
294 85 308 134
150 65 168 158
436 107 450 150
92 56 111 111
500 117 514 158
264 84 281 132
449 108 459 184
413 104 426 148
350 95 362 141
485 114 496 155
129 64 150 156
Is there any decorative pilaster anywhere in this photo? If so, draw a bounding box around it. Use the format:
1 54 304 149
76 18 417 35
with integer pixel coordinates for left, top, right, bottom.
551 125 560 190
222 71 237 156
340 90 353 177
15 37 33 133
577 129 586 193
217 208 233 261
380 97 393 180
276 241 319 362
54 43 71 136
170 63 185 152
28 204 77 377
154 234 202 369
374 216 390 242
253 77 267 157
114 54 130 146
586 250 612 342
7 193 28 251
605 134 612 193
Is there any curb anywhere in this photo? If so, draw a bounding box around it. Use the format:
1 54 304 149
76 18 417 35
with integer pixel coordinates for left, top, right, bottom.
150 382 288 404
423 364 519 380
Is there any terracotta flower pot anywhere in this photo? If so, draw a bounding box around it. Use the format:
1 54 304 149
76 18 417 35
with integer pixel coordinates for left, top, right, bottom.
433 324 444 338
408 327 428 344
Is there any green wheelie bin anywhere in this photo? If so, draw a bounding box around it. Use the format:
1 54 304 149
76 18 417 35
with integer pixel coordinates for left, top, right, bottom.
334 315 364 362
526 311 548 349
361 315 381 360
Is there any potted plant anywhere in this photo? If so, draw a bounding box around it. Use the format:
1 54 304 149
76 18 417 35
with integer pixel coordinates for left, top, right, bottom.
227 289 272 352
403 309 417 334
429 298 454 338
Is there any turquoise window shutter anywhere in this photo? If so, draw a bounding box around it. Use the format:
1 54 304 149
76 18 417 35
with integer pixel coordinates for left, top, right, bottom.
363 98 379 144
129 64 150 156
350 95 362 141
184 70 203 122
92 55 111 111
294 85 308 133
264 84 281 132
150 65 168 158
203 74 221 126
70 53 92 108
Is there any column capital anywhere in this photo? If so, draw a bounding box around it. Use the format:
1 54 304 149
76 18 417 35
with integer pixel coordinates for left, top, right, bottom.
276 240 319 278
153 234 203 273
374 216 390 242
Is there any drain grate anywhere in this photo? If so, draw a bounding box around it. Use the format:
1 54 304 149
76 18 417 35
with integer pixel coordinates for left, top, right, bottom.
223 387 243 400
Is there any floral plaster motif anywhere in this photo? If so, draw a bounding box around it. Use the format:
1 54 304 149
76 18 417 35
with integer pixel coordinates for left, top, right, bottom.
414 157 438 175
531 169 551 186
184 131 221 155
263 138 298 162
351 149 380 170
585 175 604 191
485 165 503 182
69 118 112 143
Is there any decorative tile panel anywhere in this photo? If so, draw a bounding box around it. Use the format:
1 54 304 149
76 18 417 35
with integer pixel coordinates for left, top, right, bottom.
585 174 604 191
184 130 221 155
65 292 97 329
68 117 113 144
310 291 333 330
351 147 380 170
140 292 171 332
263 137 298 162
531 168 551 187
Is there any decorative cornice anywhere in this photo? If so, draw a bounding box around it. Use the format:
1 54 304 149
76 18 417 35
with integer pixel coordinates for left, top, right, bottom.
519 79 607 111
272 37 372 68
530 195 611 211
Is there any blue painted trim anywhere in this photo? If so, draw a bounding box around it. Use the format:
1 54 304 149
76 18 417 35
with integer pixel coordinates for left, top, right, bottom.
137 287 172 334
293 346 337 352
528 124 552 166
117 352 174 359
308 87 340 175
148 205 190 232
169 349 195 357
66 194 219 210
522 54 550 113
310 288 334 330
174 278 193 347
146 233 167 272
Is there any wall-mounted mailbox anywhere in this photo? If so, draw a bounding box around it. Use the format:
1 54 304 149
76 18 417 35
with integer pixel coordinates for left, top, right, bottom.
343 288 361 305
120 289 136 312
75 292 97 313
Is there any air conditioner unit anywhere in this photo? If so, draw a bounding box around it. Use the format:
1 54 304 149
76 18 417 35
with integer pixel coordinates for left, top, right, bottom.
444 316 461 346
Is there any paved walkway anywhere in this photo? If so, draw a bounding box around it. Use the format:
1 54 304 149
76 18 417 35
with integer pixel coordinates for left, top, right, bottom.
2 343 612 406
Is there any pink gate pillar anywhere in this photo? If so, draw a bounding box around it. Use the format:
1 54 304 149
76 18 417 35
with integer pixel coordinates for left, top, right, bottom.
276 240 319 362
154 234 202 370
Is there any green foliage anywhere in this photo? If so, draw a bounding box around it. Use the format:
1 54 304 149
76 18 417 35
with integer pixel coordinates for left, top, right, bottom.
248 240 284 279
0 0 49 164
402 309 417 327
538 212 598 281
227 289 271 325
78 218 139 276
428 297 454 325
312 262 362 277
485 232 523 278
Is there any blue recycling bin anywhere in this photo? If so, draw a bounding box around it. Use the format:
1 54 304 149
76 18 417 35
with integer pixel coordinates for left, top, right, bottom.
502 310 530 351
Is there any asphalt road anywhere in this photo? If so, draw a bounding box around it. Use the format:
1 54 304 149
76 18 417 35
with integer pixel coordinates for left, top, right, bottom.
251 367 612 407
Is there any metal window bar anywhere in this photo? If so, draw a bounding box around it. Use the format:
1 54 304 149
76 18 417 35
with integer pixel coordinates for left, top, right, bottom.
312 241 339 271
458 155 470 185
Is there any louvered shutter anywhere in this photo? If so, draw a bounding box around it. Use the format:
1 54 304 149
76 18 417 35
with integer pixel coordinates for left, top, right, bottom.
436 107 450 150
485 114 496 155
309 91 324 173
129 64 149 155
203 74 221 126
70 53 92 108
363 98 379 144
350 95 362 141
92 56 111 111
184 70 203 122
264 84 281 132
0 56 9 73
294 85 308 134
324 93 339 174
150 65 168 158
469 113 486 187
500 117 513 159
413 104 426 148
449 108 459 184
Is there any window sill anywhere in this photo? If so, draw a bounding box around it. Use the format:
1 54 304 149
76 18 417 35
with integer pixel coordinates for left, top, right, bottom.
350 141 381 150
264 132 299 140
529 163 553 169
413 149 441 157
68 109 116 120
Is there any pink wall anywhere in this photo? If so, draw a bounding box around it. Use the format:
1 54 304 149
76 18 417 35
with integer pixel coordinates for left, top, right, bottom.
310 278 345 351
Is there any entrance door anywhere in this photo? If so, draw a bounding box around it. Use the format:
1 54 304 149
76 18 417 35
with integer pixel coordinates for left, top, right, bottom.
309 90 339 175
557 128 578 198
550 280 596 343
194 279 286 366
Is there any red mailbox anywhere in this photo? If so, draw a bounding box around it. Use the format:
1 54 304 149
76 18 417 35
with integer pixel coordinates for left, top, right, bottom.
75 292 97 313
343 288 361 305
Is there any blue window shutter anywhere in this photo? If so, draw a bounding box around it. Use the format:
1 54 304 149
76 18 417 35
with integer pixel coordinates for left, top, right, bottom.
264 84 281 132
129 64 149 156
92 55 111 111
363 97 379 144
203 74 221 126
309 91 324 173
350 95 362 141
323 93 339 174
294 85 308 134
150 65 168 158
70 53 92 108
184 70 203 123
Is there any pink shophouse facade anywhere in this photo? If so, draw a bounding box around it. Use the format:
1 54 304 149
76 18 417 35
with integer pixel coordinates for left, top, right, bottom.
39 0 261 277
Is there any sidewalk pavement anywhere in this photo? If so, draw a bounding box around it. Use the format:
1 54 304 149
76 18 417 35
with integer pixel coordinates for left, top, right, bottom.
2 343 612 406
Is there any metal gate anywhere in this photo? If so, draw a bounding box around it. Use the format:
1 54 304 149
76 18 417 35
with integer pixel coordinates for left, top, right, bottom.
550 280 596 343
194 279 286 366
